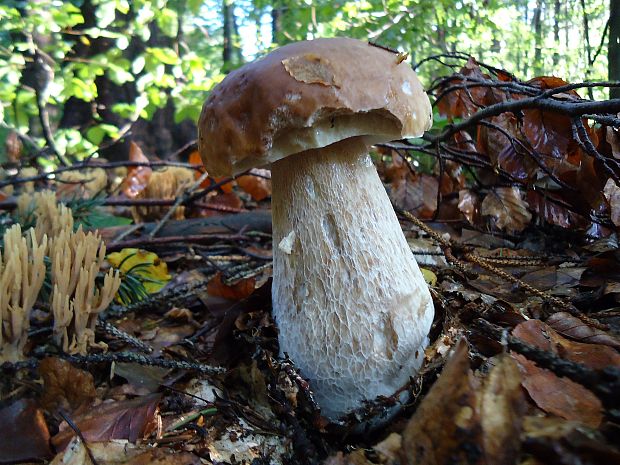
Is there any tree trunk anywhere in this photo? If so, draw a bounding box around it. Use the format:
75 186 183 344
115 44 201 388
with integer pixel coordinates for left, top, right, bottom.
610 0 620 98
553 0 560 67
533 0 543 76
271 3 281 44
222 0 233 66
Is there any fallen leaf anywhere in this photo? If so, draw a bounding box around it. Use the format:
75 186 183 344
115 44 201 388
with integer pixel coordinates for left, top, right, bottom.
390 172 438 218
478 354 524 465
113 363 169 394
606 126 620 159
481 186 532 232
52 394 161 451
0 399 52 463
513 319 620 370
5 130 22 163
401 340 524 465
545 312 620 350
236 168 272 201
458 189 479 224
436 58 506 119
511 353 602 428
526 190 583 229
108 248 171 296
603 178 620 227
522 416 620 465
207 272 256 301
39 357 97 413
123 142 153 198
49 437 201 465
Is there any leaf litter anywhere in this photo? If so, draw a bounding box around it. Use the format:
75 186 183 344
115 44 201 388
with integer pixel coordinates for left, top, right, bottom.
2 57 620 465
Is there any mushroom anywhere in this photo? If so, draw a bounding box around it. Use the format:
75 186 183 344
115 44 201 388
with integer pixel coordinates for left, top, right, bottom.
198 38 434 420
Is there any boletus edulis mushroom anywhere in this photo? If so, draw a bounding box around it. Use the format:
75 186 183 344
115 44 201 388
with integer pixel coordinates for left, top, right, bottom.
198 38 434 421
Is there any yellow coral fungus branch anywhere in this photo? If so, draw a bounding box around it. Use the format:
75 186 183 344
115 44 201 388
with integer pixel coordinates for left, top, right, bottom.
0 225 47 362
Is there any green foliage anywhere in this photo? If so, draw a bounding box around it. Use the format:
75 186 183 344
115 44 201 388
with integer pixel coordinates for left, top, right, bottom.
66 194 132 229
0 0 610 164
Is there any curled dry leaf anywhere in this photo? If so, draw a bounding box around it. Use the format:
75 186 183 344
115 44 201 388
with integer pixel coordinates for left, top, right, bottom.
0 399 52 463
522 416 620 464
52 393 161 451
207 272 256 301
236 168 272 201
401 339 524 465
390 172 438 219
511 353 602 428
603 178 620 227
606 126 620 159
123 141 153 198
526 190 585 229
513 319 620 370
545 312 620 350
188 150 236 192
481 186 531 232
458 189 479 224
39 357 97 413
436 58 507 119
50 437 201 465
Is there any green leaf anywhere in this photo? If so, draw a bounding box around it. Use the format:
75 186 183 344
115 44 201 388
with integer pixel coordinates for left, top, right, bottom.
156 8 178 38
146 47 179 65
86 123 120 145
79 210 132 229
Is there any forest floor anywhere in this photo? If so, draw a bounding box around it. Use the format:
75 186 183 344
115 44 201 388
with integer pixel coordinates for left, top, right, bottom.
1 56 620 465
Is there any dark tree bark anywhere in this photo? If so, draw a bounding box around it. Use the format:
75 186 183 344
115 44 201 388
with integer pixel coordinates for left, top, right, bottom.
580 0 595 99
553 0 561 67
610 0 620 98
222 0 234 66
271 1 282 44
533 0 543 76
58 0 195 161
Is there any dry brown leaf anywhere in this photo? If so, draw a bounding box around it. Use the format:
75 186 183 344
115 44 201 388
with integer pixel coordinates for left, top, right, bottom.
402 339 480 464
478 355 524 464
603 178 620 227
50 438 201 465
390 173 438 219
546 312 620 350
204 191 243 211
513 319 620 370
606 126 620 159
39 357 97 413
52 394 161 451
402 339 526 465
458 189 479 224
207 272 256 300
481 186 531 232
236 168 272 201
0 399 52 463
5 130 22 163
522 416 620 464
511 353 602 428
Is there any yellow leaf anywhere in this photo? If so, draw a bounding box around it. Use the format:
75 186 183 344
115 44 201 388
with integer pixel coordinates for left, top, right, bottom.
107 248 171 294
420 268 437 287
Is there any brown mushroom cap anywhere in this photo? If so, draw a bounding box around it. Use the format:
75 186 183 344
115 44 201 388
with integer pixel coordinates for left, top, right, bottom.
198 37 432 177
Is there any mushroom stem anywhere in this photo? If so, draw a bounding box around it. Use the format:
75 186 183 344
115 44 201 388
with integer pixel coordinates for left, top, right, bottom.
271 136 434 420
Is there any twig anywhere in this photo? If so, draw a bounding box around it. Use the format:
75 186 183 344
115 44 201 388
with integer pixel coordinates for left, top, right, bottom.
398 208 608 330
96 320 153 353
106 232 251 252
64 351 225 375
57 410 100 465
